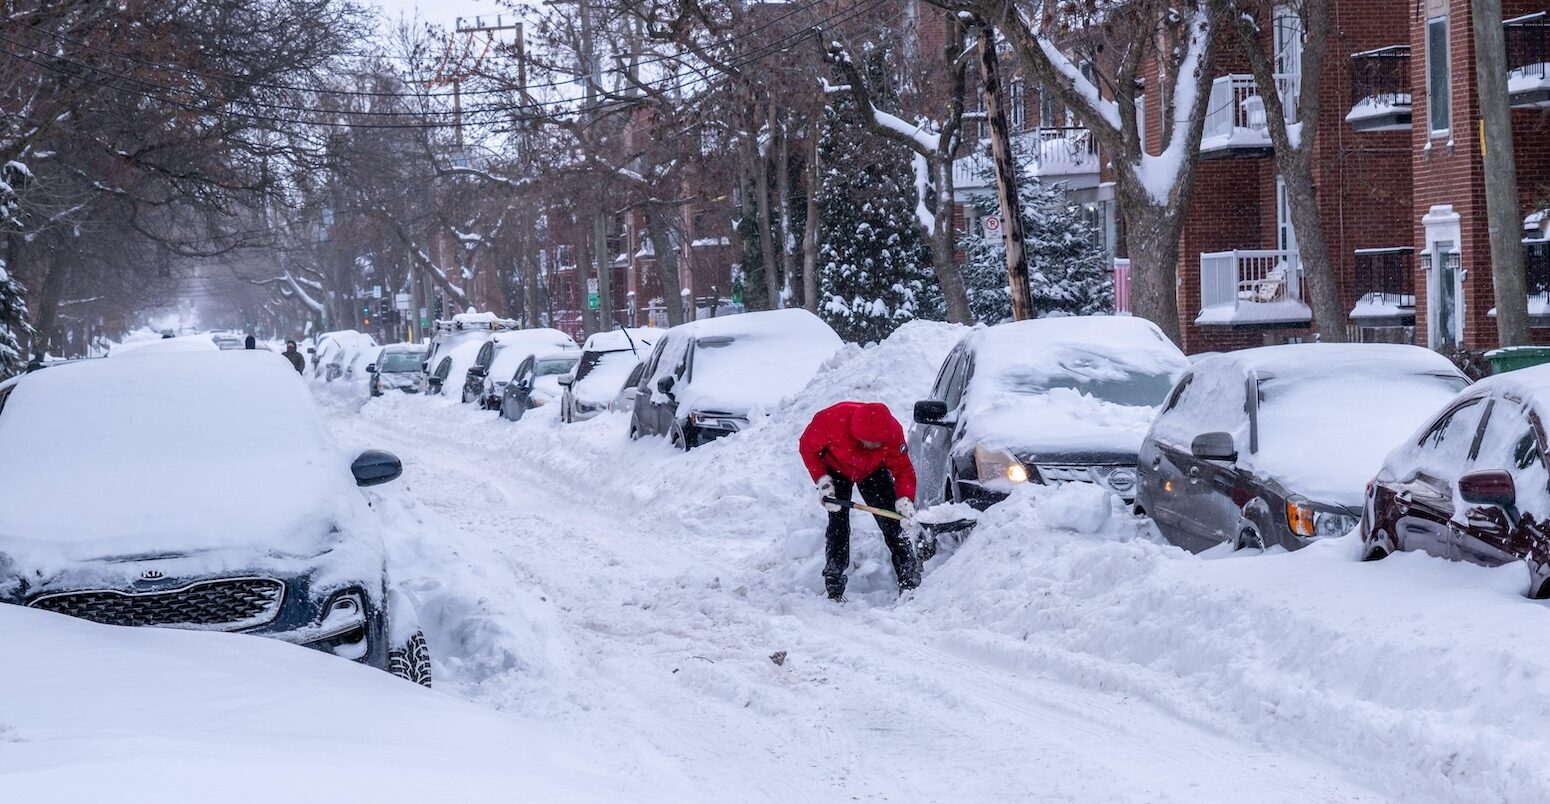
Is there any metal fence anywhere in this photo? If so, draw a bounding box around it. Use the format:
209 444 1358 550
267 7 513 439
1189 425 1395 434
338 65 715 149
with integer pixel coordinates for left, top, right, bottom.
1350 46 1411 108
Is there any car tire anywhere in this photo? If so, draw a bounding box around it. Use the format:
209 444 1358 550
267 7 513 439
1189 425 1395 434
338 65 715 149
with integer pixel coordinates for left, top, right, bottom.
669 421 690 451
1361 529 1393 562
1235 528 1265 551
388 631 432 688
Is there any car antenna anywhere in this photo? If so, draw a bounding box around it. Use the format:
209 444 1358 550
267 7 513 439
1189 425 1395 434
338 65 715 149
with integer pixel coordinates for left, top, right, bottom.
618 323 639 355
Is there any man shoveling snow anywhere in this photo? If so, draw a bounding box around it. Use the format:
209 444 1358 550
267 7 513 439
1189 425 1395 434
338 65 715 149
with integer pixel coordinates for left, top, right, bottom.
799 401 921 601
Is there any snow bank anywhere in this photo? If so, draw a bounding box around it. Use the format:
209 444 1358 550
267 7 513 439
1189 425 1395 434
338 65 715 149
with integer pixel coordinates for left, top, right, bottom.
0 604 683 803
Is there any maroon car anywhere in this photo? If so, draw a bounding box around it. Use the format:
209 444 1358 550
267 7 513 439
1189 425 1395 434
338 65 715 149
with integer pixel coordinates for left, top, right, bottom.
1363 365 1550 597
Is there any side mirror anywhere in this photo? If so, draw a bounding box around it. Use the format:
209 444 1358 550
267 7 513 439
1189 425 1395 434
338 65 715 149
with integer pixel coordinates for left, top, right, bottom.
365 363 376 374
913 399 950 425
1190 432 1237 462
1459 470 1516 508
351 449 402 487
307 347 316 356
468 365 488 378
656 375 676 394
558 375 574 388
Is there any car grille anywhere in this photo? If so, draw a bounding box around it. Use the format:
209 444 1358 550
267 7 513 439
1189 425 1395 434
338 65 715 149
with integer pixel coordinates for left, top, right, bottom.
28 577 285 631
1034 464 1138 496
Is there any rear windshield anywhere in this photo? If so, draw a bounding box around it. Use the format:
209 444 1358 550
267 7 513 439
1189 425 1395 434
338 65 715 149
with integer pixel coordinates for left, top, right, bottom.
536 356 579 377
379 352 423 372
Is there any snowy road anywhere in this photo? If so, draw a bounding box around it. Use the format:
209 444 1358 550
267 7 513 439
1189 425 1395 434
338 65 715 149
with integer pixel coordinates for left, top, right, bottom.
324 392 1389 803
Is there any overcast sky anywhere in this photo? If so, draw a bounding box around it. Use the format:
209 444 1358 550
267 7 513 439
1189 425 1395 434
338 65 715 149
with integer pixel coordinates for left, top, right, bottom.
369 0 516 29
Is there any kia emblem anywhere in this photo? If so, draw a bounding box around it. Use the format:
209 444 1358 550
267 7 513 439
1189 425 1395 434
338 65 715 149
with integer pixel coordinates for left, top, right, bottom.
139 569 165 581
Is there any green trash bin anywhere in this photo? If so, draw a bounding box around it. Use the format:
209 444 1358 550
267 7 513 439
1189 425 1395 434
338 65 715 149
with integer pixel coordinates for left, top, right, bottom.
1485 346 1550 375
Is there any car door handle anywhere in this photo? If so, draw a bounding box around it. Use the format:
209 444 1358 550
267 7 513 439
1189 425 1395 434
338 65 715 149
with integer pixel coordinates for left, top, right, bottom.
1150 455 1162 469
1187 465 1201 479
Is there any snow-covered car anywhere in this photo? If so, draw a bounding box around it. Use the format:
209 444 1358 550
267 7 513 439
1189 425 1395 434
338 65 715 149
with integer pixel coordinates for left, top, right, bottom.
910 316 1188 508
629 309 842 449
501 352 581 421
368 344 427 396
428 337 488 396
0 351 431 684
559 328 657 423
312 330 379 382
1361 363 1550 595
1138 344 1469 553
463 328 578 408
420 312 518 392
211 332 247 350
612 362 648 413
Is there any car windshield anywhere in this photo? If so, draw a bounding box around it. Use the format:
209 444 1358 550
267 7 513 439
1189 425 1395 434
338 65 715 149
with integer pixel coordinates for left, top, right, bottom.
379 351 423 372
1001 365 1177 408
536 356 579 377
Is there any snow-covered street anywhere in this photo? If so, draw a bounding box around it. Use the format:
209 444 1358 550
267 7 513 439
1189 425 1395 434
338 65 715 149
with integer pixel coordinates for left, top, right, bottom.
281 323 1550 804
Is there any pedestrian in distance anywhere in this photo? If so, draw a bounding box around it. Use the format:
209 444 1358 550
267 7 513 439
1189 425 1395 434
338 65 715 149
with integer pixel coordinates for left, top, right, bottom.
244 334 257 350
798 401 921 601
282 340 305 374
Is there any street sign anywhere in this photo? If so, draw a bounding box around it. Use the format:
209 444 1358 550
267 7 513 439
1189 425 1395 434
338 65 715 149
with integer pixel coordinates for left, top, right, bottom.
395 293 411 311
372 285 383 299
587 277 600 311
982 214 1003 241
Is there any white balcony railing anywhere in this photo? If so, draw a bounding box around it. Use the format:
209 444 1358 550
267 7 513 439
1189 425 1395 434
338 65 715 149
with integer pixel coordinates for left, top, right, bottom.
1196 249 1312 325
951 127 1099 192
1202 74 1301 148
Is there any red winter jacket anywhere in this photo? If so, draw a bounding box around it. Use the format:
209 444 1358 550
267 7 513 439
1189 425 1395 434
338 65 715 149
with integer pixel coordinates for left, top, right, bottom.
798 401 917 500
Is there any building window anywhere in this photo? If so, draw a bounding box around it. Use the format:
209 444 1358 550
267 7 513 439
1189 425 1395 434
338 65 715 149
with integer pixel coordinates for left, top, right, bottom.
1008 79 1025 131
1426 16 1451 135
1039 89 1057 129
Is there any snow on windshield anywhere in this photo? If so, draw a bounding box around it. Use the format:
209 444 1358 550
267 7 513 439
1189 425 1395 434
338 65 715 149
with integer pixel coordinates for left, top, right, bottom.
490 330 578 382
677 309 843 414
378 350 424 372
572 350 641 404
961 316 1189 453
0 351 357 559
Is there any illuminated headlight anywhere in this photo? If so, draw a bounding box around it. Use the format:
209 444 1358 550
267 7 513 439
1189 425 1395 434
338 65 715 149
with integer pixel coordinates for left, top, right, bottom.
1106 467 1137 494
975 445 1028 485
689 413 746 431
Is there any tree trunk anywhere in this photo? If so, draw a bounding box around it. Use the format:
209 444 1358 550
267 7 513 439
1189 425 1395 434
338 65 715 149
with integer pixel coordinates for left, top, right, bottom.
1281 152 1346 341
775 114 798 307
1120 197 1186 344
979 23 1032 321
932 160 973 323
751 129 782 310
522 204 542 328
644 203 686 326
1474 0 1530 346
802 128 821 313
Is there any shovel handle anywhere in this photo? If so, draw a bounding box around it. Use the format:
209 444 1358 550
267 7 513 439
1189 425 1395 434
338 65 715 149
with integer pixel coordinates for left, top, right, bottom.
823 496 904 521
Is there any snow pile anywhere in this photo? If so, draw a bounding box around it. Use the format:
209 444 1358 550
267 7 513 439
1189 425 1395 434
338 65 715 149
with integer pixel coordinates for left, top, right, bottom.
0 604 684 803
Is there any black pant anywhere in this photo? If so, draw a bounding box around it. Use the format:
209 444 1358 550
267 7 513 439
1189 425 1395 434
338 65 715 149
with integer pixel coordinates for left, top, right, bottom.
824 468 920 598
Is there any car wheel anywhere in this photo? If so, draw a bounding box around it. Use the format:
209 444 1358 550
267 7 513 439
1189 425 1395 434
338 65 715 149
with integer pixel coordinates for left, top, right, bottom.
388 631 432 687
1235 528 1265 552
1361 528 1393 562
669 421 690 451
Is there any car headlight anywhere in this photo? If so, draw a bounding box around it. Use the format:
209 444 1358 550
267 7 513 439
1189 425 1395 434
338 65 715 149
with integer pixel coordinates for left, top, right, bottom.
1286 497 1357 539
975 445 1028 484
1106 467 1137 494
283 587 369 660
689 413 746 431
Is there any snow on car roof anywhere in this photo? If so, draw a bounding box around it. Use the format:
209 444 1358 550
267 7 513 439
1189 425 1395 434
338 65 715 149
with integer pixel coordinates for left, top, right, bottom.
674 309 843 414
0 351 359 558
969 315 1189 377
1191 342 1461 378
110 333 220 357
489 329 579 380
582 327 657 353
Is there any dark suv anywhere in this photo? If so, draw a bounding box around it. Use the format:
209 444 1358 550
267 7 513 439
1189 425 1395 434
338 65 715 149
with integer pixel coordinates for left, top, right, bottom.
909 316 1188 509
1139 344 1468 553
1363 365 1550 596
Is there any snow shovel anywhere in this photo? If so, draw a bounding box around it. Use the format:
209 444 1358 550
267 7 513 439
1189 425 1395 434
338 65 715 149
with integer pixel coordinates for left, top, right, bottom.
822 497 936 563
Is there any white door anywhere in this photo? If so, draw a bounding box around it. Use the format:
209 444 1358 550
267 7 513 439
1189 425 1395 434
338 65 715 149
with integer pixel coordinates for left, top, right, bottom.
1274 8 1302 76
1276 177 1298 255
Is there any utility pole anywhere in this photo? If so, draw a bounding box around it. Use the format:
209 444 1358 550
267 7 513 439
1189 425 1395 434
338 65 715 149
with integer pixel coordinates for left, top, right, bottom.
978 22 1032 321
577 2 612 332
1473 0 1529 346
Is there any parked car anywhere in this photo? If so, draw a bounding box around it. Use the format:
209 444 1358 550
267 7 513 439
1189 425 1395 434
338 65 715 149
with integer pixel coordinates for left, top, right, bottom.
428 338 489 396
1138 344 1469 553
0 350 430 684
420 312 518 392
560 328 657 423
1362 363 1550 596
312 330 379 382
461 328 578 408
909 316 1189 510
629 309 842 449
612 362 648 414
369 345 428 396
500 352 582 421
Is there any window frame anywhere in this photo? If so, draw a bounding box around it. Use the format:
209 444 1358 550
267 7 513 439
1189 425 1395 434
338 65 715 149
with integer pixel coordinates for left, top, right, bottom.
1425 16 1452 137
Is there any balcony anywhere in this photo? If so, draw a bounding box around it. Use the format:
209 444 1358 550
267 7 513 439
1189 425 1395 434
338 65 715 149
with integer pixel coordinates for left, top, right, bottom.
951 127 1099 196
1347 46 1411 131
1507 13 1550 108
1349 247 1415 326
1195 249 1311 327
1200 74 1300 158
1528 240 1550 320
